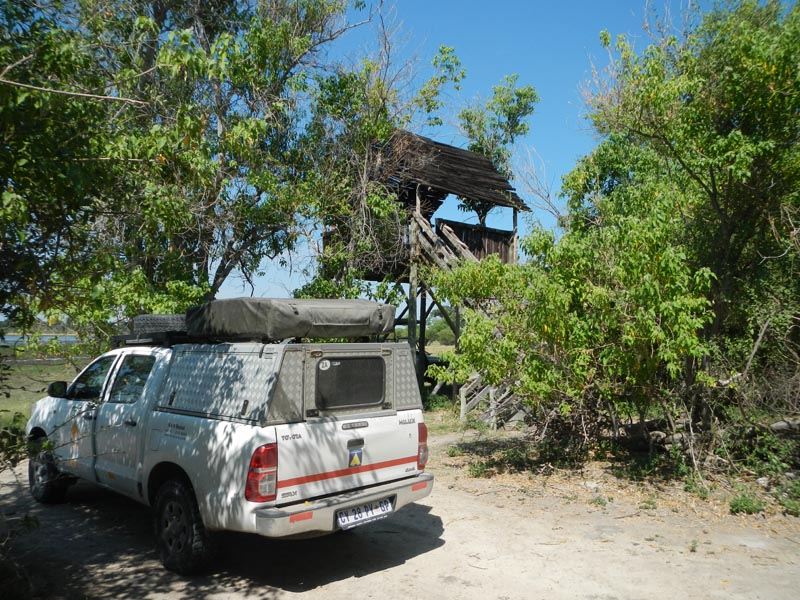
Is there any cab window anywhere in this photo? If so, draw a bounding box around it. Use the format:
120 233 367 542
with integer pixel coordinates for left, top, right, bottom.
108 355 156 404
69 356 117 401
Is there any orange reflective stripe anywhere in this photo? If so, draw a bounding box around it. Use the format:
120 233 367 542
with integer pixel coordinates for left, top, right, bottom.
277 455 417 489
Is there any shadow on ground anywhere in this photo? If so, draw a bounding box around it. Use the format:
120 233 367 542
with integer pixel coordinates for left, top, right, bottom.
1 468 444 600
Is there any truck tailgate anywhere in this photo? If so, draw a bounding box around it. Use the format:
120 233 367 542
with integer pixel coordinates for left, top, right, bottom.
274 410 422 504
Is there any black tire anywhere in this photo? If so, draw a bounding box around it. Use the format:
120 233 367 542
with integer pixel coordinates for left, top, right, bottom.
28 439 69 504
154 480 214 575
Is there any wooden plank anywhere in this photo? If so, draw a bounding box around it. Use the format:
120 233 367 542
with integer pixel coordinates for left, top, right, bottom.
464 385 493 412
439 224 478 262
428 289 459 335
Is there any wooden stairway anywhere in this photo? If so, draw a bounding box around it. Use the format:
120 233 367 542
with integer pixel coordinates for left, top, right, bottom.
412 213 524 428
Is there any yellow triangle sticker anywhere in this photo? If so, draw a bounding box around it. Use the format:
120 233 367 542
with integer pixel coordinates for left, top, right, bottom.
349 449 362 467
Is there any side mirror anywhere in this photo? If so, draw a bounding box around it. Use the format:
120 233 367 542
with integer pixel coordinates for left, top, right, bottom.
47 381 68 398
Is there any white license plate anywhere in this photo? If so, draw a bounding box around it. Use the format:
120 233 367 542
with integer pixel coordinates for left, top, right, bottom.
336 497 394 530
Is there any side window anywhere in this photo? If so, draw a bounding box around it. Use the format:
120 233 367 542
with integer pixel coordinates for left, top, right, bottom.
108 355 156 404
69 356 117 401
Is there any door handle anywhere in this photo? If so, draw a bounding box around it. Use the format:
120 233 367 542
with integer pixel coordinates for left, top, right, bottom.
83 413 95 421
124 419 137 427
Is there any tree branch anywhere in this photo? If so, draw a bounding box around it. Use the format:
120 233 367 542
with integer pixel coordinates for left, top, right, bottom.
0 77 148 106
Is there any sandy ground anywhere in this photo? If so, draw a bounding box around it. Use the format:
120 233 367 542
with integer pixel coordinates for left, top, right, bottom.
1 428 799 600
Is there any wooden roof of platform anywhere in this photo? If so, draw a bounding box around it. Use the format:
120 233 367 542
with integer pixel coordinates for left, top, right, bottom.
380 130 530 212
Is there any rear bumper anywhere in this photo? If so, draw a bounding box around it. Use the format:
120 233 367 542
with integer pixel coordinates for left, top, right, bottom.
254 473 434 538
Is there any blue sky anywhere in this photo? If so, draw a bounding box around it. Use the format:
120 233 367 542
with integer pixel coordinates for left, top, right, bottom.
221 0 699 297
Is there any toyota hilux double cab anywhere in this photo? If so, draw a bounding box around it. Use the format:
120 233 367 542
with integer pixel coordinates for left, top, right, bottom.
25 298 433 574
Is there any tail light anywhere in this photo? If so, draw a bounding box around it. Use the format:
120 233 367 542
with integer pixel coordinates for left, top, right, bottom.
417 422 429 470
245 443 278 502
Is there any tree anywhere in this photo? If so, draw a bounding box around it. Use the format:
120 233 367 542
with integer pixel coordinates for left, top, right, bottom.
0 0 116 324
430 0 800 456
457 74 538 226
429 176 713 447
296 43 465 296
588 0 800 373
1 0 380 333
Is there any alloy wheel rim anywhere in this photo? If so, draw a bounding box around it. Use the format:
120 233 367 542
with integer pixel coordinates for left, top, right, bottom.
162 500 189 552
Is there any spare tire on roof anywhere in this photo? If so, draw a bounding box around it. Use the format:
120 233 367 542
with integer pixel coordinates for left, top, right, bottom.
185 298 394 340
131 314 187 335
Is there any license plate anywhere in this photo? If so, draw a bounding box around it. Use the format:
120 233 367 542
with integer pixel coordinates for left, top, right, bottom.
336 497 394 530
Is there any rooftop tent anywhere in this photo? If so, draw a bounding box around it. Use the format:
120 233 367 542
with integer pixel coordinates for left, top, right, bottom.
185 298 395 340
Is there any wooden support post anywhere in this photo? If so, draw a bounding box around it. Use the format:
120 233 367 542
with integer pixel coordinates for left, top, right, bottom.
512 208 519 264
428 289 458 335
408 185 421 377
418 285 428 389
452 304 461 407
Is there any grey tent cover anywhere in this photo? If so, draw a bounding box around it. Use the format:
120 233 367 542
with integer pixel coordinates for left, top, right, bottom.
185 298 395 340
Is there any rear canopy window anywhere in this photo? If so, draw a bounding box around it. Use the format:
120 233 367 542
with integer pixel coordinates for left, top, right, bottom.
315 357 384 410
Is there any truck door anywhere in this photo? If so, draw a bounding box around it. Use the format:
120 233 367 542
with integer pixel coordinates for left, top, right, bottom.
93 352 157 496
56 354 119 481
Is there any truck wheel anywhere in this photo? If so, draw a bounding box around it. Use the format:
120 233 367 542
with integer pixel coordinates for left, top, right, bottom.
154 480 213 575
28 438 68 504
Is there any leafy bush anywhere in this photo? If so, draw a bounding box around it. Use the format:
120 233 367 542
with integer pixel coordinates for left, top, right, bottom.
0 411 28 471
423 393 454 411
723 426 799 476
729 490 765 515
776 478 800 517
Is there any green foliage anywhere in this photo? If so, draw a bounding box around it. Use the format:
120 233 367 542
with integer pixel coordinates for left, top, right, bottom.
446 445 464 458
777 478 800 516
589 0 800 375
467 460 490 478
457 74 538 224
729 488 765 514
0 410 27 471
423 393 453 411
684 475 710 500
436 2 800 473
429 182 713 441
609 445 693 483
414 46 465 127
425 315 456 346
723 425 799 476
0 0 116 323
1 0 394 334
304 43 468 286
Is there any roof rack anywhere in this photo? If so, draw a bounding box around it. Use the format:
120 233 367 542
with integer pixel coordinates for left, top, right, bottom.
110 332 275 349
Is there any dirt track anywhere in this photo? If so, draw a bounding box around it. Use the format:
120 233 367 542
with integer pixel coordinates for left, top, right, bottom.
2 429 799 600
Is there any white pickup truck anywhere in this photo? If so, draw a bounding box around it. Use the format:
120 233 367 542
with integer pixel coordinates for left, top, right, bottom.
25 298 433 574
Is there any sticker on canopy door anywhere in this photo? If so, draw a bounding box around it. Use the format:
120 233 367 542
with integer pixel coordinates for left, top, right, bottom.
348 448 363 467
319 359 331 371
